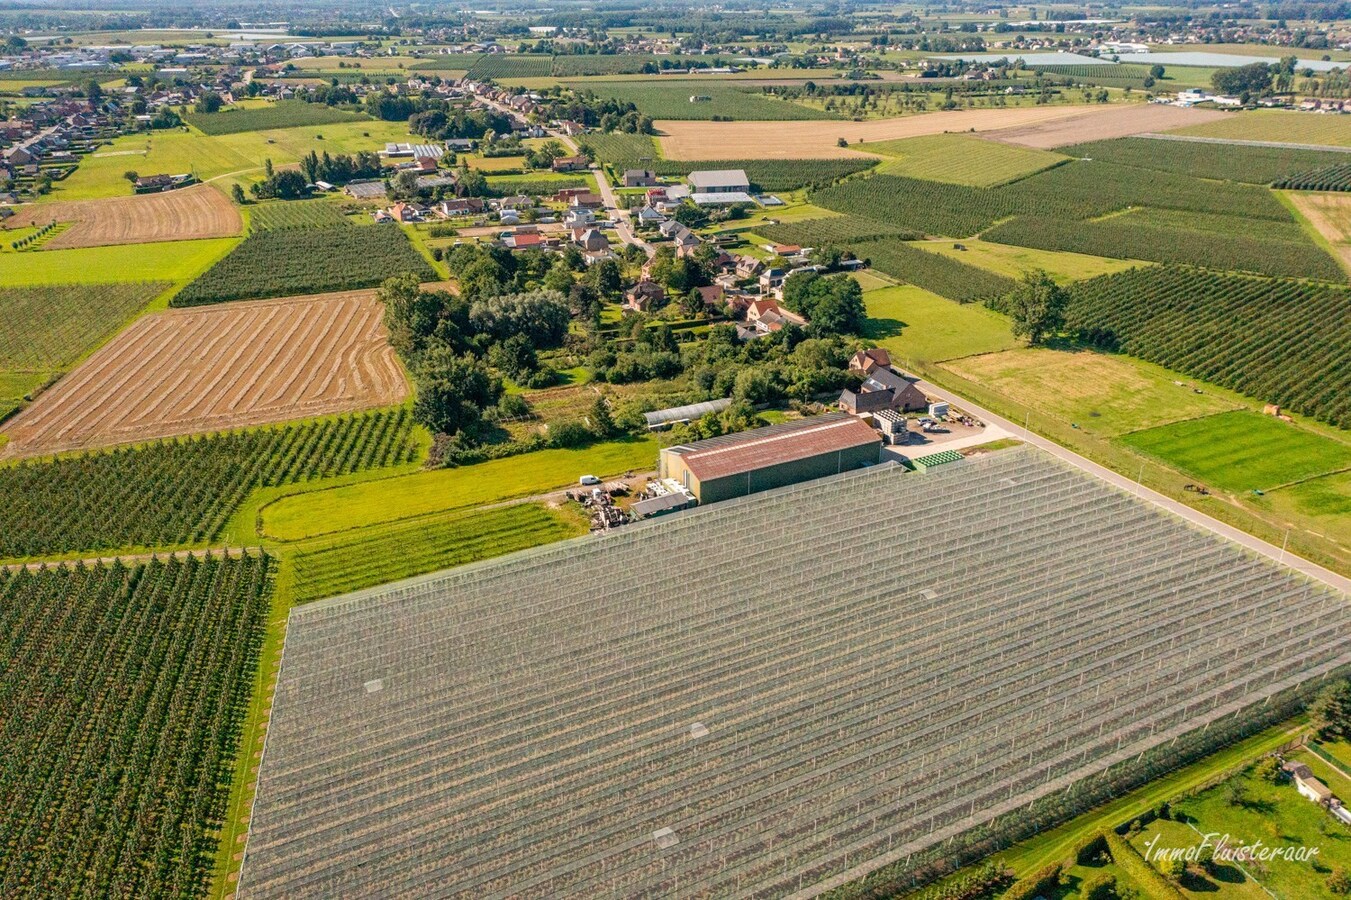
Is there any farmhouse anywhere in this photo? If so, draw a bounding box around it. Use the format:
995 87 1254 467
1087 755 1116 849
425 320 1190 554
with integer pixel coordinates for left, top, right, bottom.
840 366 929 415
658 412 881 504
849 348 891 374
623 169 659 187
687 169 750 195
551 155 589 173
623 279 665 311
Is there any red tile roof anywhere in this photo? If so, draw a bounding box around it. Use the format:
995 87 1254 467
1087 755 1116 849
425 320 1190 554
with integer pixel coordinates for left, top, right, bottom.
672 413 879 482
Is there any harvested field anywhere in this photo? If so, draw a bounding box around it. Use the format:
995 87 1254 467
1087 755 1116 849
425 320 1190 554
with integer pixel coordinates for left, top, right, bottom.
982 103 1227 149
659 104 1156 160
1288 191 1351 274
5 184 242 249
655 105 1098 160
1 289 407 457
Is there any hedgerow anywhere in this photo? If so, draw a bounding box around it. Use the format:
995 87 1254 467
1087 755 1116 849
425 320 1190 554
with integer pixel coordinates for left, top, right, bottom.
173 224 434 305
0 409 421 559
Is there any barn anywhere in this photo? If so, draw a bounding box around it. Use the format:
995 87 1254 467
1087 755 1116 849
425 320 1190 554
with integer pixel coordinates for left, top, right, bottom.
658 412 881 503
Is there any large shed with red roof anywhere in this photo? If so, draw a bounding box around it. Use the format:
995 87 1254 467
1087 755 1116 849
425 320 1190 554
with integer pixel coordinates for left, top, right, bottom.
658 412 881 504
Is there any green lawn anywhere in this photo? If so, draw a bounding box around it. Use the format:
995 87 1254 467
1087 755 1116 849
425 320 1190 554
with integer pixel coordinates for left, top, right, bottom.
0 371 45 401
0 238 237 286
909 237 1143 284
861 134 1067 187
1171 760 1351 899
260 436 658 541
942 349 1242 438
1125 819 1271 899
1119 410 1351 494
862 284 1018 366
1256 471 1351 550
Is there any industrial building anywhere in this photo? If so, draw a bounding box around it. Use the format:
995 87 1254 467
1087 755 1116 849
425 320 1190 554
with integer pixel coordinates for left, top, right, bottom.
658 412 881 503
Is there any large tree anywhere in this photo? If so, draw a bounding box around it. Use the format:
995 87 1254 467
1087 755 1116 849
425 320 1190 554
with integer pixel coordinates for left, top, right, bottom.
1003 269 1068 346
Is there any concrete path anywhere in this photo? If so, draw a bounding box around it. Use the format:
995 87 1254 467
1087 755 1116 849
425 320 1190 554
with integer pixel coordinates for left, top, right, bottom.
918 378 1351 595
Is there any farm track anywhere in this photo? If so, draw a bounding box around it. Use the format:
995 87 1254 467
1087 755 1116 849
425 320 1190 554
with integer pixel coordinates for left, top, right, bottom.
5 183 243 249
1141 132 1351 153
0 289 408 457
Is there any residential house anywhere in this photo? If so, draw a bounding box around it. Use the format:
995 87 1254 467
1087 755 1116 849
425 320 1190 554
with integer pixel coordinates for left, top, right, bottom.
568 191 604 209
695 284 725 310
624 280 666 312
563 207 595 228
387 202 424 223
849 348 891 375
439 197 485 215
635 205 666 227
624 169 659 187
573 227 609 252
552 155 589 173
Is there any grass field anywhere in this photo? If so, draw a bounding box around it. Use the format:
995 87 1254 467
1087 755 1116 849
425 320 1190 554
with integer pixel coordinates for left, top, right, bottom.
909 237 1141 282
259 436 658 541
42 121 416 202
1170 110 1351 147
0 237 237 286
186 101 368 135
861 134 1067 187
1119 410 1351 494
567 80 839 120
288 502 587 603
942 349 1243 438
1254 471 1351 549
861 284 1017 365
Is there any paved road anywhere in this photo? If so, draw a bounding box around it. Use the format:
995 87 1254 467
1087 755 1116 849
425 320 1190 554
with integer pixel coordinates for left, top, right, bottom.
919 377 1351 595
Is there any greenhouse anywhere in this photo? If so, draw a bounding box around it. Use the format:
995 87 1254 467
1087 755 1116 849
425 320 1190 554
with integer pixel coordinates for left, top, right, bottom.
239 447 1351 899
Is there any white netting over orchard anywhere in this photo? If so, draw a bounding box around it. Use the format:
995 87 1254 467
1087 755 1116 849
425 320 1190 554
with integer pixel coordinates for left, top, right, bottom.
239 447 1351 899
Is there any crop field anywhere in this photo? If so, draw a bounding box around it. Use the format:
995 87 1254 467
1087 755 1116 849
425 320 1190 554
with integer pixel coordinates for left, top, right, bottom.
1119 411 1351 493
984 103 1226 149
173 225 434 305
849 237 1016 302
1170 110 1351 148
290 503 587 603
239 449 1351 899
0 409 419 560
759 215 919 245
6 184 242 248
260 437 658 541
1063 136 1351 185
984 212 1345 281
187 101 368 136
1276 161 1351 191
248 200 352 231
862 284 1017 363
572 81 840 121
0 281 166 371
1066 266 1351 428
861 134 1066 187
485 175 589 195
2 290 409 457
551 54 668 76
0 554 270 899
942 349 1242 437
654 105 1098 159
468 54 555 79
0 237 238 285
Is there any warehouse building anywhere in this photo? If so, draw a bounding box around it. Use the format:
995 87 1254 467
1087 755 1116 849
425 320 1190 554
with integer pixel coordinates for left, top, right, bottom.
658 412 882 503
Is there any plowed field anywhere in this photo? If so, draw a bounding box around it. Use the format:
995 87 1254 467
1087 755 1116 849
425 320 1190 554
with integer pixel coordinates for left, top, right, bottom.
6 183 242 249
1 289 406 456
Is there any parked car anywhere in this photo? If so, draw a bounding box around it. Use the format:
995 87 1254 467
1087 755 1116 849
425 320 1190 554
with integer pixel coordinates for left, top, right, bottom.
579 475 601 486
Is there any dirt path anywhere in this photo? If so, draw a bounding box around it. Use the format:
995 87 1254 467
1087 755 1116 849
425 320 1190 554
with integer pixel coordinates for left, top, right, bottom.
1141 132 1351 153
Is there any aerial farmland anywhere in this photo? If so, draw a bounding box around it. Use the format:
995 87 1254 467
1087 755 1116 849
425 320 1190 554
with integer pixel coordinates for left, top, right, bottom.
1 2 1350 899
